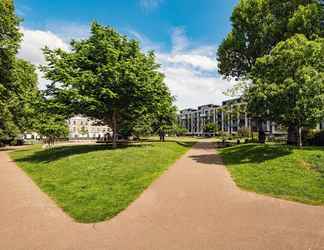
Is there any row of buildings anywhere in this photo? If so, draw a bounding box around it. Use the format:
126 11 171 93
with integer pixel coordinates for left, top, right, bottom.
178 98 324 136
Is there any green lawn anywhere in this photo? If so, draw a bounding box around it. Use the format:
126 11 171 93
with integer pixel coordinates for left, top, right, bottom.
219 144 324 205
10 141 193 223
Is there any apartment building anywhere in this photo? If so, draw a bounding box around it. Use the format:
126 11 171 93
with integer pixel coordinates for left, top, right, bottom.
179 98 281 136
68 115 111 139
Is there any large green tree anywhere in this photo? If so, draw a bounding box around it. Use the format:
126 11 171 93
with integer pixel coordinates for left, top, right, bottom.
41 22 174 147
217 0 323 144
0 0 22 142
0 0 41 144
248 35 324 147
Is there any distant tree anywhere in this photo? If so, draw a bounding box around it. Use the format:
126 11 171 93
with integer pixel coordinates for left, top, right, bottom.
151 103 177 141
79 126 88 137
41 22 174 148
204 123 217 134
11 59 39 132
34 96 69 146
248 35 324 147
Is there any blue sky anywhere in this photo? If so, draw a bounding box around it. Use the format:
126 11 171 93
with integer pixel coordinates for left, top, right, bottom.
16 0 238 109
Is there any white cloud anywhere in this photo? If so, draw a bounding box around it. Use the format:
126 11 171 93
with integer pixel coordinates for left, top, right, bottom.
18 27 70 89
153 28 234 109
139 0 163 11
171 27 189 53
18 27 69 65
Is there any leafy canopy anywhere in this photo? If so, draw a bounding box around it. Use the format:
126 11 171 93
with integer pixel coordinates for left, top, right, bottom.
217 0 322 79
41 22 174 143
248 35 324 129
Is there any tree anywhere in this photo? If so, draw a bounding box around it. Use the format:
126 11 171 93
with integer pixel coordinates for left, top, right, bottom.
10 59 39 132
218 0 322 79
0 0 22 143
248 35 324 147
204 123 217 134
34 96 69 146
41 22 174 148
217 0 323 144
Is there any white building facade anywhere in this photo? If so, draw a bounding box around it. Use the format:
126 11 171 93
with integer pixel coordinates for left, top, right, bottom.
68 115 111 139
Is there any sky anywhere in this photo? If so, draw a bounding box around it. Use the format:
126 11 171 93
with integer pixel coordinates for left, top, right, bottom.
15 0 238 109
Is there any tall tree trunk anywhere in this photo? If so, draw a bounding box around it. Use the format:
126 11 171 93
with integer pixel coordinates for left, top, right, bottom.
112 111 117 148
287 125 298 146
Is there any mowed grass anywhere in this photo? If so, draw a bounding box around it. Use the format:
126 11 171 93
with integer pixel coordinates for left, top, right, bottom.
10 141 193 223
219 144 324 205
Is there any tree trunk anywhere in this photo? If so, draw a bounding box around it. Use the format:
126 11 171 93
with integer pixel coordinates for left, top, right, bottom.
298 126 303 148
112 111 117 148
287 125 298 146
258 120 265 144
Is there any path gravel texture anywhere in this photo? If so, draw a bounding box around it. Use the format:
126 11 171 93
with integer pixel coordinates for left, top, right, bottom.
1 142 324 250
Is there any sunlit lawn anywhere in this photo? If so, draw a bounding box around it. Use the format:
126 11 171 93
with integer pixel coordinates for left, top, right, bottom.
10 141 194 223
219 144 324 205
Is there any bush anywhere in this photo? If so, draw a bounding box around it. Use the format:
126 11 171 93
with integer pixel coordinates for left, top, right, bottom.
311 130 324 146
237 127 250 138
204 123 217 133
304 130 324 146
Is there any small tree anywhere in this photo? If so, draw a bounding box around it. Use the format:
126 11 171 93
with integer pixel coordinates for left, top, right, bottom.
79 126 88 137
204 123 217 134
37 116 68 146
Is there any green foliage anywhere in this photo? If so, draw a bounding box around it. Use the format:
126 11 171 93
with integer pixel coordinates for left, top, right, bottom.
220 144 324 205
288 3 323 38
248 35 324 134
0 1 41 145
0 0 21 84
41 22 174 147
217 0 322 79
31 95 69 144
237 127 250 138
204 123 217 133
0 0 22 142
10 142 191 222
10 59 40 131
172 124 188 136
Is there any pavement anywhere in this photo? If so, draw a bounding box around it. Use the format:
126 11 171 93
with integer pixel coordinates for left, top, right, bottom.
1 142 324 250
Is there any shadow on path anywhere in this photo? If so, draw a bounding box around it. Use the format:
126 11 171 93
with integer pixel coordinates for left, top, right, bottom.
189 154 224 165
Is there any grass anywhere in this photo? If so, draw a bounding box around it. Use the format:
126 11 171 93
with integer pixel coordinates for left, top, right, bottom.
10 141 194 223
219 144 324 205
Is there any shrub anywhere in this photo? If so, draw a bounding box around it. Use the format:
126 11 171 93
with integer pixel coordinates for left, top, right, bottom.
237 127 250 138
311 130 324 146
304 130 324 146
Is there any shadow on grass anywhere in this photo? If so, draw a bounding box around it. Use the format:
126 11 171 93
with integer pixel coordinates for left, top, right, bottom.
14 143 151 164
175 141 196 148
219 143 294 165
